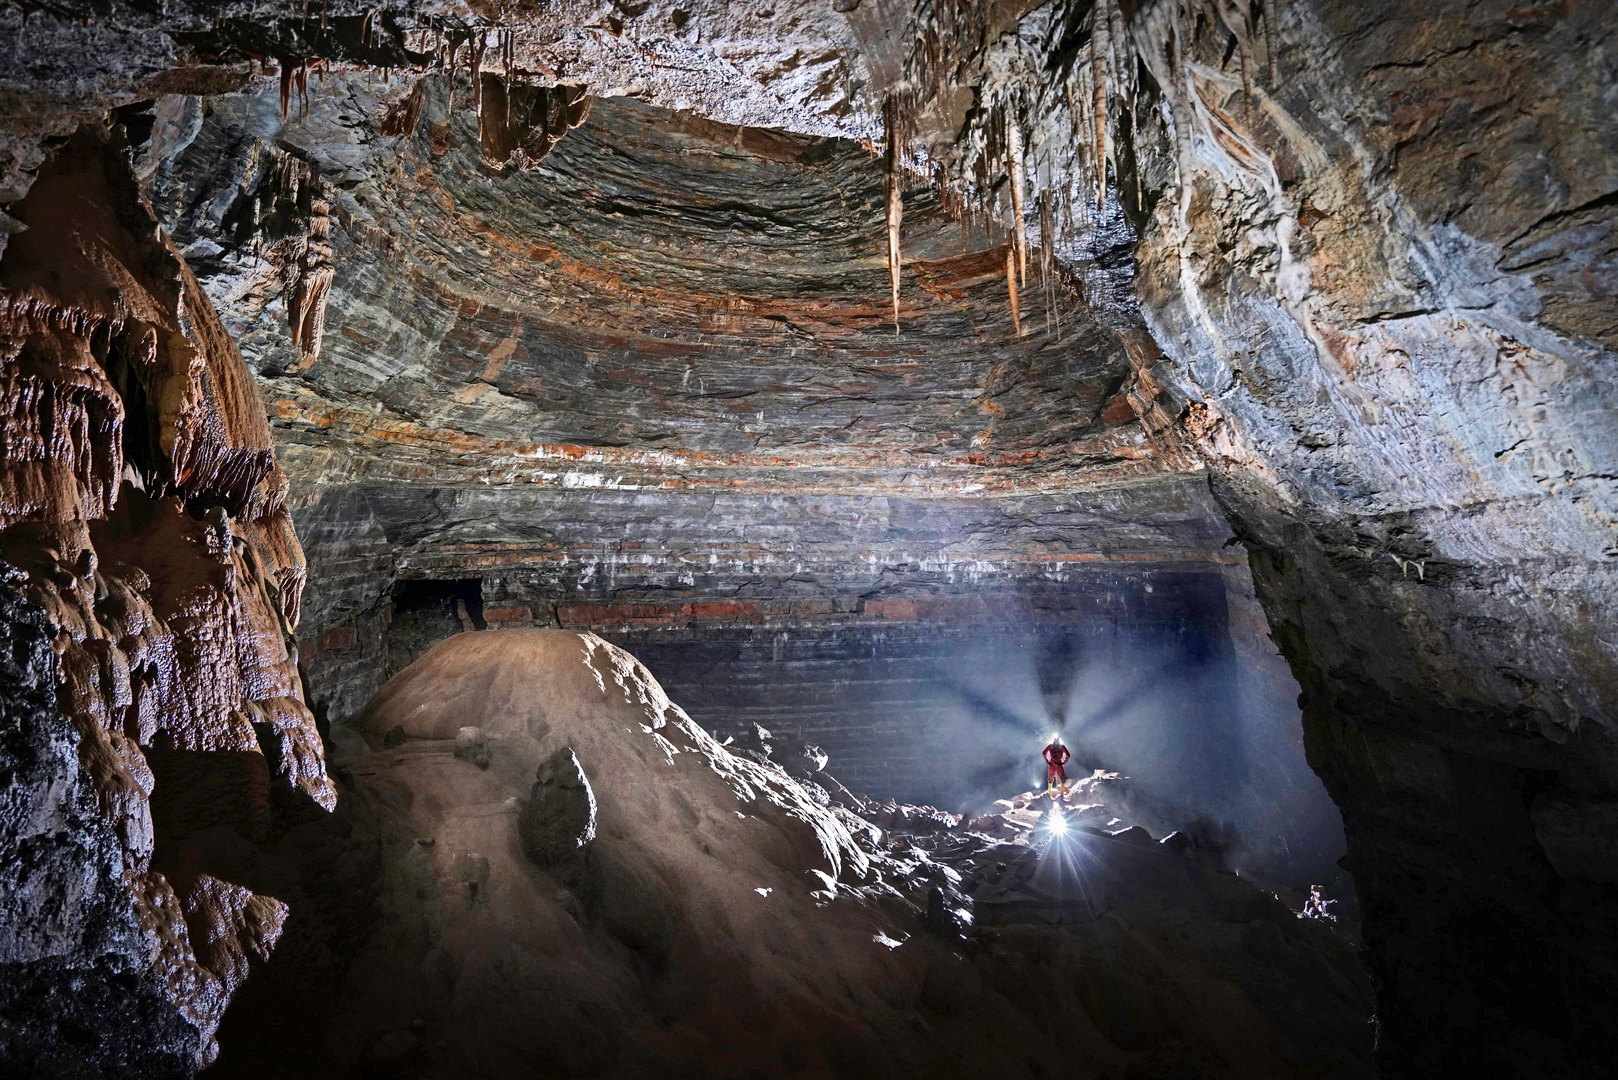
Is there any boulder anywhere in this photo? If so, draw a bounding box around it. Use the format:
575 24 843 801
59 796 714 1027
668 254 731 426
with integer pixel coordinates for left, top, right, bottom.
517 747 597 875
453 726 491 769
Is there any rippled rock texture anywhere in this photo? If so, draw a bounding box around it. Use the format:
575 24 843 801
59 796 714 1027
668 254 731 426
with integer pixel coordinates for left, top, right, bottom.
1117 3 1618 1072
134 59 1298 870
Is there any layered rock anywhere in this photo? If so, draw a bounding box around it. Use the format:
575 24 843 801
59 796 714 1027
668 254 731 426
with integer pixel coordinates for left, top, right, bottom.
121 65 1334 892
1110 2 1618 1071
1 0 1611 1074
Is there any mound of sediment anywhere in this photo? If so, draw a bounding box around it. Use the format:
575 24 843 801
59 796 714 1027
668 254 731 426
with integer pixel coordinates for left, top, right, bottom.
210 629 1370 1079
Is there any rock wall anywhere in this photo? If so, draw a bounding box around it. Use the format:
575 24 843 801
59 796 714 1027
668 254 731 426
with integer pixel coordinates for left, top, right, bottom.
283 475 1344 893
10 1 1610 1071
120 54 1348 905
0 125 331 1071
1117 0 1618 1072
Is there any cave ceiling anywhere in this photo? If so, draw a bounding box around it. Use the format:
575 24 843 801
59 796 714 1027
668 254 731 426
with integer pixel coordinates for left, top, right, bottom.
2 1 1616 1075
150 73 1174 500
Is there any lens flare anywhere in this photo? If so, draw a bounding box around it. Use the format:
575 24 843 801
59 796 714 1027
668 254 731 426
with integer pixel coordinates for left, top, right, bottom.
1045 807 1068 838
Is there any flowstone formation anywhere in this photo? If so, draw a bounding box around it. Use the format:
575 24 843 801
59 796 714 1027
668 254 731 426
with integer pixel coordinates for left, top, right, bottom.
0 124 331 1070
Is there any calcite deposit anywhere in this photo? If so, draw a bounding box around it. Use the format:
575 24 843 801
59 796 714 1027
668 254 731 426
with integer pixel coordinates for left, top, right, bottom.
0 0 1614 1076
0 123 331 1069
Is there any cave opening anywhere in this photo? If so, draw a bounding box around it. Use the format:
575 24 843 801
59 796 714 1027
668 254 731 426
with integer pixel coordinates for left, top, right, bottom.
388 577 487 653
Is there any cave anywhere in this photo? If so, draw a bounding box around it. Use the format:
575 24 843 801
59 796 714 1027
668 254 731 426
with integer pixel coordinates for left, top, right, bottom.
0 2 1613 1078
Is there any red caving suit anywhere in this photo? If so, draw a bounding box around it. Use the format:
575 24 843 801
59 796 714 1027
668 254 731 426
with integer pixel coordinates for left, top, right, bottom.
1043 742 1070 790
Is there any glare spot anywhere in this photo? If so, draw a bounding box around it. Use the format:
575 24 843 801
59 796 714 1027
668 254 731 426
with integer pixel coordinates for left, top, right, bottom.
1045 807 1069 838
873 931 905 950
755 887 772 898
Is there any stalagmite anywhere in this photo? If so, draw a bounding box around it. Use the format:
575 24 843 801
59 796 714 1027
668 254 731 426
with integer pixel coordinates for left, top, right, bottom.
884 96 903 333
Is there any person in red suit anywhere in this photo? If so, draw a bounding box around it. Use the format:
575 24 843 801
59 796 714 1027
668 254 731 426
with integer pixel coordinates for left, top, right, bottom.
1043 735 1071 797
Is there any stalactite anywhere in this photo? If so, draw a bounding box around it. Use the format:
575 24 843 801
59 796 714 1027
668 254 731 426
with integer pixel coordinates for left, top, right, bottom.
446 36 457 113
278 60 311 122
1005 111 1027 286
479 79 593 169
884 97 904 334
1039 188 1056 338
1107 0 1130 78
1130 71 1143 212
260 154 334 369
471 31 489 124
504 28 515 128
1261 0 1277 85
1164 5 1196 231
1005 246 1021 337
1092 0 1112 208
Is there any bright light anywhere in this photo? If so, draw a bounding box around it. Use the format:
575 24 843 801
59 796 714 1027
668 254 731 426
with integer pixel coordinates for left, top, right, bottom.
1045 808 1069 838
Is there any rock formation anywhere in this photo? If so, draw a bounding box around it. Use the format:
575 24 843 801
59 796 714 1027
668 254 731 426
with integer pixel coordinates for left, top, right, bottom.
0 0 1612 1075
222 628 1370 1079
0 122 330 1070
517 745 598 873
